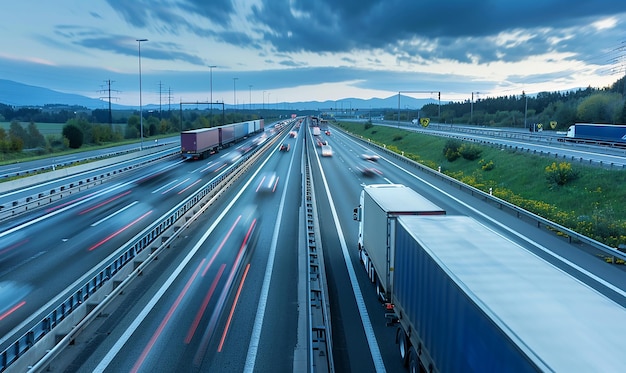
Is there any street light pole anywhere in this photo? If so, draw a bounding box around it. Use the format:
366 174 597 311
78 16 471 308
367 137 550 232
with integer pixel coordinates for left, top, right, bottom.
233 77 238 114
136 38 148 150
209 65 216 116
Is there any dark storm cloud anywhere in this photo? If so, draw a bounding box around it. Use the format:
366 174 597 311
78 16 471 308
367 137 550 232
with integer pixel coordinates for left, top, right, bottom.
249 0 626 63
99 0 626 66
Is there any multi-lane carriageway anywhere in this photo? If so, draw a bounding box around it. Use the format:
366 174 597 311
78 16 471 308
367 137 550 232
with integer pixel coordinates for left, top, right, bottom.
1 118 625 372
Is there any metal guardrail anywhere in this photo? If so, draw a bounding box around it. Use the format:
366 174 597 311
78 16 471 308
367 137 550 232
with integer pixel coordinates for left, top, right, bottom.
0 134 280 373
339 125 626 264
304 133 334 372
380 121 626 170
0 146 180 222
0 141 177 180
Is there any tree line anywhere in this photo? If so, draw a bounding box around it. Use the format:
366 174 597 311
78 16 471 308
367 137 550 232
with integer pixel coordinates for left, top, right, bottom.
408 76 626 129
0 107 273 158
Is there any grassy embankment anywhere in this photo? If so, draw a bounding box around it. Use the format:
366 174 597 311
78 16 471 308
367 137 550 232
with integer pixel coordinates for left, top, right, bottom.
336 121 626 251
0 122 173 167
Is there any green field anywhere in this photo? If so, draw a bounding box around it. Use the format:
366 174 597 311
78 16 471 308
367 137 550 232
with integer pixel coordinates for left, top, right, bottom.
0 121 65 135
336 121 626 248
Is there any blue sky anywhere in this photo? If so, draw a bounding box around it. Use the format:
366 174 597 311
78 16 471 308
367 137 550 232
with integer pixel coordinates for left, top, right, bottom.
1 0 625 107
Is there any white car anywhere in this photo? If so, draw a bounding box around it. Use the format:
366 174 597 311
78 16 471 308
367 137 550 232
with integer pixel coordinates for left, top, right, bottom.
321 145 333 157
256 172 279 193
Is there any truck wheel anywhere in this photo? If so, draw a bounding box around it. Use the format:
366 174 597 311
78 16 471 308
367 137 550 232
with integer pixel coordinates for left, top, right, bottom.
408 346 419 373
396 327 410 366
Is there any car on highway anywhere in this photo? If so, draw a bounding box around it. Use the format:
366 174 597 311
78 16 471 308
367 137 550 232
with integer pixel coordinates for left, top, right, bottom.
256 172 279 193
355 164 383 177
288 131 298 138
280 143 290 152
321 145 333 157
361 153 380 162
316 138 327 147
223 151 242 165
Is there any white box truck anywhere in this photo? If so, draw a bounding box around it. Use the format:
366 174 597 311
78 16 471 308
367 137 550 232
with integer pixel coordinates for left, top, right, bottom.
353 184 445 302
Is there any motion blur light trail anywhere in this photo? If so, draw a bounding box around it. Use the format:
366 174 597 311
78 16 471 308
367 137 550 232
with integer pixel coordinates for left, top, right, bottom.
87 210 152 251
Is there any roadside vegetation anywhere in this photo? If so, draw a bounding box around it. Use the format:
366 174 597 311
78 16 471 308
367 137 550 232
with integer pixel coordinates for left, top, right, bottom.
336 121 626 251
382 76 626 130
0 104 291 164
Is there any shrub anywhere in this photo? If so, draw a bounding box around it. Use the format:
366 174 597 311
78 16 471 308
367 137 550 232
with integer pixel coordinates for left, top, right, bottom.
62 123 83 149
459 144 482 160
545 161 578 186
364 121 373 130
479 159 495 171
443 139 462 161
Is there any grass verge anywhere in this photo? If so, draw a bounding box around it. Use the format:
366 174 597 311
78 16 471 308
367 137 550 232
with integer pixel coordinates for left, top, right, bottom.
337 121 626 251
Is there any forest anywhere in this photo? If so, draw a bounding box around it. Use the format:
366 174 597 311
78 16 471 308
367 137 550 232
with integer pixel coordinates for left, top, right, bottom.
416 76 626 129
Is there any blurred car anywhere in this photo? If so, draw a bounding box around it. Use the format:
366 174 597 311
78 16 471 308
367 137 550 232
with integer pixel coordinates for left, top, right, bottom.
289 130 298 138
325 130 331 135
280 143 290 151
256 172 279 193
355 164 383 177
361 154 380 162
223 151 242 165
235 204 260 257
252 133 268 147
321 144 333 157
316 138 328 147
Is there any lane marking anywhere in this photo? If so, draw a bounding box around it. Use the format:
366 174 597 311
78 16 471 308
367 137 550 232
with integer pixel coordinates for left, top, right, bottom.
91 201 139 227
151 179 179 194
79 190 132 215
88 210 152 251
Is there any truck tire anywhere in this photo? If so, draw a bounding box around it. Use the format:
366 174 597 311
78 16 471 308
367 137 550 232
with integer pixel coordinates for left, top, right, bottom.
396 327 410 367
408 346 419 373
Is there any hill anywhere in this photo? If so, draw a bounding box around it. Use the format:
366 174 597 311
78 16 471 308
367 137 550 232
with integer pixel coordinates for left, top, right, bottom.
0 79 126 110
0 79 436 110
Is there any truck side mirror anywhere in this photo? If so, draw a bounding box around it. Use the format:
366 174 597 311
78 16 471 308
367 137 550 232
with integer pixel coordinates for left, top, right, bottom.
353 207 361 221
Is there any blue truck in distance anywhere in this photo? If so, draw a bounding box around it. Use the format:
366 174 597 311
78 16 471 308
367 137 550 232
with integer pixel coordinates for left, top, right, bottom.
354 184 626 372
562 123 626 146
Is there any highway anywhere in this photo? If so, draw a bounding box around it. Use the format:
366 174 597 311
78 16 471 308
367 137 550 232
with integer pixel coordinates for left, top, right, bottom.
1 118 625 372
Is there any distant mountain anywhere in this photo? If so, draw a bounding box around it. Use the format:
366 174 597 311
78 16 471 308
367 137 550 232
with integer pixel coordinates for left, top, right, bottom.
0 79 125 109
0 79 437 111
287 96 439 111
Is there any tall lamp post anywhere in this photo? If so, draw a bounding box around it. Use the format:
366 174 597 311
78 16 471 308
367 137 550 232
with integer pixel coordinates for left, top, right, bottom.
136 38 148 150
233 77 238 115
209 65 217 121
209 65 216 115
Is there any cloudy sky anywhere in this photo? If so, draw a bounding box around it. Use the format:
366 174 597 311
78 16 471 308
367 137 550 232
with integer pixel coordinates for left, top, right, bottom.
1 0 625 107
